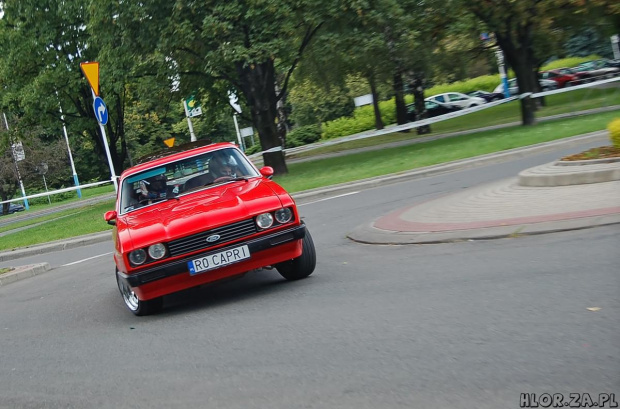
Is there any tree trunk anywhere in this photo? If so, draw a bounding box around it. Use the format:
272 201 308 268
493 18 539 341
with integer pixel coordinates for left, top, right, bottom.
393 71 408 126
496 30 537 126
411 75 431 135
368 73 384 130
236 60 288 175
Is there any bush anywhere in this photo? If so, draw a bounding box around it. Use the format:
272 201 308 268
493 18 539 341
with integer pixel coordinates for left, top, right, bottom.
285 125 322 148
322 99 397 140
607 118 620 148
244 144 262 155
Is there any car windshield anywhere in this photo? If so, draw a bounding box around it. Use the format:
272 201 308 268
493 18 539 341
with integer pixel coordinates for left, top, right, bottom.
118 147 260 214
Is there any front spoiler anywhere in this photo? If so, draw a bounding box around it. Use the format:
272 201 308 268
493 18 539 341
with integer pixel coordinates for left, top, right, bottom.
118 224 306 288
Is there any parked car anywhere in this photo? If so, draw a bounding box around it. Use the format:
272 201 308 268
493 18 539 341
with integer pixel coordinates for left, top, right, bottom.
493 78 558 95
105 142 316 315
466 90 505 102
425 92 486 109
572 59 620 79
4 203 25 214
406 100 462 121
539 69 578 88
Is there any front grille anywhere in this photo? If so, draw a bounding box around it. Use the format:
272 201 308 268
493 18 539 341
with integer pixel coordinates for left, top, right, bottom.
167 218 257 257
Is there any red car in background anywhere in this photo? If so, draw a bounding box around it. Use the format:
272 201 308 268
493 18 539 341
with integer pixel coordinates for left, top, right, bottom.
539 69 578 88
104 142 316 315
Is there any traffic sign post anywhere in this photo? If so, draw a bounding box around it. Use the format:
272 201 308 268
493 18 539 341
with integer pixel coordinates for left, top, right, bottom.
80 62 118 192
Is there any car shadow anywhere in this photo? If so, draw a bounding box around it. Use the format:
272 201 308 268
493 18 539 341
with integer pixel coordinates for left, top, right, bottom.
159 268 313 316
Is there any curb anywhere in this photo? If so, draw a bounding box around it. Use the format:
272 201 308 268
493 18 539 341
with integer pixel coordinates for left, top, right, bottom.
347 214 620 245
0 232 112 262
293 131 608 203
0 131 609 260
0 263 51 287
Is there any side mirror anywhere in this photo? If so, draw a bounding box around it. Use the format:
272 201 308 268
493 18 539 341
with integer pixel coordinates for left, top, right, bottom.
259 166 274 179
104 210 117 226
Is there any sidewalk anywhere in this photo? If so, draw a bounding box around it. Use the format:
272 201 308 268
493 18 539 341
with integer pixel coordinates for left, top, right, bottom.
348 158 620 244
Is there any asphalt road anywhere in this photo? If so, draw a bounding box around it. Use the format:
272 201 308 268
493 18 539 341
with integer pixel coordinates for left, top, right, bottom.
0 142 618 409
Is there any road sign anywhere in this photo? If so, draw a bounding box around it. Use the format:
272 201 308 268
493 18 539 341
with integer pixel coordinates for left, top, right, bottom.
164 138 175 148
80 62 100 96
184 96 202 117
93 97 108 125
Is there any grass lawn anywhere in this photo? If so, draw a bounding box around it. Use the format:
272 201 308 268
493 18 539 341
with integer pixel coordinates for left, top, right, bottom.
287 87 620 160
0 200 114 251
1 106 618 250
274 110 619 192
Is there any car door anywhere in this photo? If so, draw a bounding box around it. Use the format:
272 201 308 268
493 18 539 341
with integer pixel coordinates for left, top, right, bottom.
447 93 469 108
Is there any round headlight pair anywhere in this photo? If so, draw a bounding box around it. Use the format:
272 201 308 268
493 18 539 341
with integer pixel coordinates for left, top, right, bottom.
128 243 167 266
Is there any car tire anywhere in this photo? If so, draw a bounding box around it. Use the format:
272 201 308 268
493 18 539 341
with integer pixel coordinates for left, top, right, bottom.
276 227 316 281
116 271 163 316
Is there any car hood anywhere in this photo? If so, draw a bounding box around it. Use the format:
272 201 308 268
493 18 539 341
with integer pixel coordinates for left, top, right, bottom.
119 178 284 250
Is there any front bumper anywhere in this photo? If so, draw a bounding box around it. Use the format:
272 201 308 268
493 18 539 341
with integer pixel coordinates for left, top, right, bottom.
118 224 306 288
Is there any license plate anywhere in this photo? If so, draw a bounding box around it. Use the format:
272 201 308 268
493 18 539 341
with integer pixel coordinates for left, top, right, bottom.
188 245 250 275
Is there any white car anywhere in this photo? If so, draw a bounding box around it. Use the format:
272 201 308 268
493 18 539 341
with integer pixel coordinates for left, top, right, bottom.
494 78 558 95
425 92 486 109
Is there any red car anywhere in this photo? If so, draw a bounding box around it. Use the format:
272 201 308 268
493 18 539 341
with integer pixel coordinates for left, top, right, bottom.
104 142 316 315
539 69 578 88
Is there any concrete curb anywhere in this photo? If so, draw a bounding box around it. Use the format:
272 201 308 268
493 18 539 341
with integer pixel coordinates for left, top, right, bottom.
293 131 608 203
0 232 112 262
347 214 620 245
0 131 610 260
0 263 51 287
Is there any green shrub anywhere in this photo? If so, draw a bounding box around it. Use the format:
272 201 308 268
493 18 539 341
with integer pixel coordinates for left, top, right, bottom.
244 144 262 155
321 98 397 140
285 124 322 148
541 55 600 71
607 118 620 148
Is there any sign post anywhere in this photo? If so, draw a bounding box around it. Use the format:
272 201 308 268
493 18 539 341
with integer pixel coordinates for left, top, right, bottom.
57 96 82 198
80 62 118 191
3 113 29 210
183 95 202 142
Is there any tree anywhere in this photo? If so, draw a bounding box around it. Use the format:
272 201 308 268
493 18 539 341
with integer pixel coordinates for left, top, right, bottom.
154 1 333 175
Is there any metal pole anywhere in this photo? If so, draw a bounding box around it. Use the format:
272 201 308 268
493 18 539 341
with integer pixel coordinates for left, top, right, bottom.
90 89 118 192
232 114 245 151
42 174 51 204
611 35 620 60
183 100 197 142
3 113 29 210
58 98 82 198
495 49 511 98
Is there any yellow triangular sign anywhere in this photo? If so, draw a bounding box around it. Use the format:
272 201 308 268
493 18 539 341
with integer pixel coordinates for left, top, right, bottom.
163 138 175 148
80 62 100 96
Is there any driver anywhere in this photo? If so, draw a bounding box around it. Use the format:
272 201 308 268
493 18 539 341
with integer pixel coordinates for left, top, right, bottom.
139 174 168 203
210 153 239 179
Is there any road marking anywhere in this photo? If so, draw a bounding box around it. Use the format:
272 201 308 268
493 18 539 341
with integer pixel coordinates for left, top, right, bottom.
63 252 113 266
299 191 360 206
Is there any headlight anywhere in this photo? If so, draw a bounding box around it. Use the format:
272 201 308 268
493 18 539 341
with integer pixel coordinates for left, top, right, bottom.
148 243 167 260
274 208 292 224
129 249 147 266
255 212 274 229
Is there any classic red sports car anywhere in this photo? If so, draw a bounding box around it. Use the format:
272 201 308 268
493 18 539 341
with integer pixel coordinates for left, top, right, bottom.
104 142 316 315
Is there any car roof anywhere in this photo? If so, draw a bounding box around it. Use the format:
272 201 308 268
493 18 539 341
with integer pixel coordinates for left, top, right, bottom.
120 141 238 180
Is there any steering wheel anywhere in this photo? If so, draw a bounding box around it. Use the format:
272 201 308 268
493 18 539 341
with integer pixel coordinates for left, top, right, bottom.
213 176 234 183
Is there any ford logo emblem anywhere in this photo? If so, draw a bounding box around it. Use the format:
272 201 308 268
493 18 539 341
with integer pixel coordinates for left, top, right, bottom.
206 234 221 243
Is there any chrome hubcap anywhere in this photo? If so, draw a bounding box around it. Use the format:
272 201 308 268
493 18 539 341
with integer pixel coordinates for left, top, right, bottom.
118 279 139 311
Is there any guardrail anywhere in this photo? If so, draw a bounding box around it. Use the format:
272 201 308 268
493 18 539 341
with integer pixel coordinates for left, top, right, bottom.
0 180 113 206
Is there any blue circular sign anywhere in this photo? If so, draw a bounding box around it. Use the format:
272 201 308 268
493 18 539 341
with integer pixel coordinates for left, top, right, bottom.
93 96 108 125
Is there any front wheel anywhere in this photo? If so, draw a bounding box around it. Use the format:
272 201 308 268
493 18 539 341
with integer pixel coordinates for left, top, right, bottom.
116 271 163 316
276 227 316 281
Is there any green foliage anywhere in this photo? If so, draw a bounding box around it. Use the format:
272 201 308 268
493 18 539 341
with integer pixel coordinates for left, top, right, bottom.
322 99 397 140
541 56 600 71
245 144 262 155
288 80 355 126
607 118 620 148
285 125 322 148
